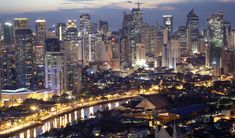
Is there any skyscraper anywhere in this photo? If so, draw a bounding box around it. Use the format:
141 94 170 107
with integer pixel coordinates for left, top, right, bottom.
186 9 199 54
99 20 109 34
3 22 14 46
45 38 67 95
35 19 46 46
0 20 3 40
207 11 224 67
14 18 29 31
223 21 231 48
163 15 173 36
168 34 180 70
56 23 66 41
15 29 34 88
80 14 91 33
67 20 77 29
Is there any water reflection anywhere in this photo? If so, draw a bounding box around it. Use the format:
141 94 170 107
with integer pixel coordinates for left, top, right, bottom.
10 100 125 138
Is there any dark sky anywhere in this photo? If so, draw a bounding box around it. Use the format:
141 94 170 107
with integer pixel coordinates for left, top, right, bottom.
0 0 235 31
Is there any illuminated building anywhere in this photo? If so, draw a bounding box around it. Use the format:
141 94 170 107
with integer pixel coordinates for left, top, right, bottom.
0 20 3 40
56 23 66 41
135 43 146 67
168 34 180 70
0 88 54 106
14 18 29 31
99 20 108 34
207 11 224 67
90 22 98 34
47 25 57 38
163 15 173 36
162 29 169 67
45 38 67 95
35 19 46 46
178 26 188 59
67 20 77 29
130 7 143 67
223 21 231 48
80 14 91 33
231 29 235 49
222 49 234 74
15 29 34 88
3 22 14 45
186 9 199 54
66 27 78 41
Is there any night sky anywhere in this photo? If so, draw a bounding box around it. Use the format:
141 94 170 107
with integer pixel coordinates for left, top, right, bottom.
0 0 235 31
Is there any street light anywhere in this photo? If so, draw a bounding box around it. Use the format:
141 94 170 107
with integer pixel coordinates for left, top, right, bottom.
30 105 38 111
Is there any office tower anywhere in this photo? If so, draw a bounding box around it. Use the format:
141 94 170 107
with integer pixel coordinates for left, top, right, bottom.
14 18 29 31
178 26 188 60
222 49 233 74
120 36 131 68
168 34 180 70
231 29 235 49
129 7 143 67
142 23 151 56
109 34 121 70
33 45 45 89
67 20 77 29
47 25 57 38
186 9 199 54
45 38 66 95
0 20 3 40
135 43 146 67
56 23 66 41
163 15 173 36
95 34 112 67
162 29 169 67
223 21 231 48
3 22 14 46
66 27 78 41
80 14 91 33
207 11 224 67
35 19 46 46
99 20 109 34
90 22 98 34
15 29 34 88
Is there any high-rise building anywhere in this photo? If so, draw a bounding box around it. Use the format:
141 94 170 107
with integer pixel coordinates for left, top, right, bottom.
163 15 173 36
15 29 34 88
135 43 146 67
223 21 231 48
35 19 46 46
3 22 14 46
67 20 77 29
231 29 235 49
45 38 66 95
90 22 98 34
207 11 224 67
0 20 3 40
168 34 180 70
56 23 66 41
162 29 169 67
80 14 91 33
186 9 199 54
14 18 29 31
99 20 109 34
65 27 78 41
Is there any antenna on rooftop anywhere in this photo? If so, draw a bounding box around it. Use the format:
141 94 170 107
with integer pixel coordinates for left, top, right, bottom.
135 1 143 9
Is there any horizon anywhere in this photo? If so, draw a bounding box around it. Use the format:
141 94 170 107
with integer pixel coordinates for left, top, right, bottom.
0 0 235 31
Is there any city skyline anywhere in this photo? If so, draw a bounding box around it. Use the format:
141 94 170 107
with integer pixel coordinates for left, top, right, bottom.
0 0 235 30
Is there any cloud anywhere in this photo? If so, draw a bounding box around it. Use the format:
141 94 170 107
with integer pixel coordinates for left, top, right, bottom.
0 0 234 14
